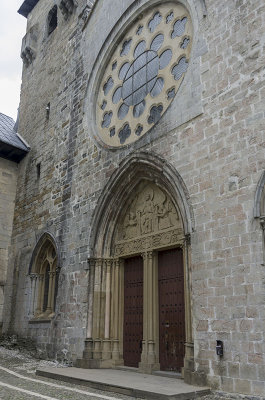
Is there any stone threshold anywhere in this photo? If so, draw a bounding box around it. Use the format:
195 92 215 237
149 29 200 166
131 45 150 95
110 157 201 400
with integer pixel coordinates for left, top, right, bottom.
116 365 183 380
36 367 211 400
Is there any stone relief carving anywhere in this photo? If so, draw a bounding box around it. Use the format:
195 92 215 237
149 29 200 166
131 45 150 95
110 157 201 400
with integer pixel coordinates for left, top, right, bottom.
114 228 184 257
59 0 76 20
21 24 38 66
80 0 97 30
117 183 180 243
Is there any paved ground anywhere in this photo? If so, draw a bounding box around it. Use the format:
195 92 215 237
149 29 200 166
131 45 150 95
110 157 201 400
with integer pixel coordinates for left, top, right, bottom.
0 346 142 400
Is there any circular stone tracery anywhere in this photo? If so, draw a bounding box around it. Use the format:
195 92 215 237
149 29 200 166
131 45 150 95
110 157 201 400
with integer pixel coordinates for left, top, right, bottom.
96 2 193 147
122 51 159 107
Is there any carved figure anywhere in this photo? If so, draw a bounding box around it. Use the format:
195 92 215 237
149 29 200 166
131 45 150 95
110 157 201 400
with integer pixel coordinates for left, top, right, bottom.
168 200 179 226
156 197 171 230
117 183 180 242
123 211 137 239
139 189 154 234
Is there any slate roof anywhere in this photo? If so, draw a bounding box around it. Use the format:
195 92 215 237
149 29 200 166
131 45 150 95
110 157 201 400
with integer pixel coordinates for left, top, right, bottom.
18 0 40 18
0 113 29 162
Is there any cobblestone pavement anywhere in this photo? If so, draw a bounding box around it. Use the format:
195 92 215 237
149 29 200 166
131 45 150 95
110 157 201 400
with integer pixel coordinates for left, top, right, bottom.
0 347 142 400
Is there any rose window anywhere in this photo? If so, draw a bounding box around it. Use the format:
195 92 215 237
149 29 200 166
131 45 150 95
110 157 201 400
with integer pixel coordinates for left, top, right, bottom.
96 2 192 147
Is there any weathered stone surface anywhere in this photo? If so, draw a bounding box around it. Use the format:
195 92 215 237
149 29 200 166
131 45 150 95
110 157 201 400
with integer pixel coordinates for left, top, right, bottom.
2 0 265 397
0 158 18 331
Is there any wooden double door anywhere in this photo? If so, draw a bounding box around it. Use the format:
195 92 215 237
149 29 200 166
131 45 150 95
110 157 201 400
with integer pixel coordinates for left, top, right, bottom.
123 256 143 367
123 249 185 371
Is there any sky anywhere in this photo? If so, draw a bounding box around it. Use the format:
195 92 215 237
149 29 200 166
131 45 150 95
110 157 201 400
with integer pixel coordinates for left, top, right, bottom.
0 1 27 120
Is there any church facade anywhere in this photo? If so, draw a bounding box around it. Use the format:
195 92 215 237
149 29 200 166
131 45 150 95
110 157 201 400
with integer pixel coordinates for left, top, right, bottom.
2 0 265 396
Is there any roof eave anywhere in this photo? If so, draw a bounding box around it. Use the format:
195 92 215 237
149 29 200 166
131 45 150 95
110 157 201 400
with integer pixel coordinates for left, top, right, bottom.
0 141 29 163
18 0 40 18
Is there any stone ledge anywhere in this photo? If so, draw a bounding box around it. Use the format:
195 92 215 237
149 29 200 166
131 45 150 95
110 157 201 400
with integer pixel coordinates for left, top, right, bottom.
28 318 52 324
36 367 211 400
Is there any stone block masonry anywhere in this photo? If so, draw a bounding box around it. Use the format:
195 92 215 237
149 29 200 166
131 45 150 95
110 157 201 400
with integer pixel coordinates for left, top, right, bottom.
2 0 265 397
0 158 18 333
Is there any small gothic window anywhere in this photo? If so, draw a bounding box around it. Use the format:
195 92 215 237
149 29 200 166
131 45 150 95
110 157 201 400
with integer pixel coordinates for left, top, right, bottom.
29 237 59 321
47 6 58 36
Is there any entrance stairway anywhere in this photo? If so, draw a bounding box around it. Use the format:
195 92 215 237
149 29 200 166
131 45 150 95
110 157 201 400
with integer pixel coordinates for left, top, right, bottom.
36 367 210 399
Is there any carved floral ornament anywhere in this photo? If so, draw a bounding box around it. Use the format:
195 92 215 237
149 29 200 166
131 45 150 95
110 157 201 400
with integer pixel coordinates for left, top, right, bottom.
96 2 193 147
114 182 183 256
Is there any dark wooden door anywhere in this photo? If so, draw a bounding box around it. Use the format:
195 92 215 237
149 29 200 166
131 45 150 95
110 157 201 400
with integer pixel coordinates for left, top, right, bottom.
158 248 185 372
123 256 143 367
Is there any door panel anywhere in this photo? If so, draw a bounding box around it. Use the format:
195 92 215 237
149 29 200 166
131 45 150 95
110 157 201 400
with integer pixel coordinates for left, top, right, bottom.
158 248 185 372
123 256 143 367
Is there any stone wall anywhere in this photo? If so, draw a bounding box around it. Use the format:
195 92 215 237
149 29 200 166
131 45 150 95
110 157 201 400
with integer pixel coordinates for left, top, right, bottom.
3 0 265 396
0 158 18 332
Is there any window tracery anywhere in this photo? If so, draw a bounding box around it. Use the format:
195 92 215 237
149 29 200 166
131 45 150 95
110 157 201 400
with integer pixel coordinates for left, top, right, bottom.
96 2 192 147
29 239 59 321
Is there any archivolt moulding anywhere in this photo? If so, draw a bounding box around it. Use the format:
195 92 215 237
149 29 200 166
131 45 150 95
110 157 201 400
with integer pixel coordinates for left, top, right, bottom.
254 170 265 219
29 232 61 274
89 151 194 257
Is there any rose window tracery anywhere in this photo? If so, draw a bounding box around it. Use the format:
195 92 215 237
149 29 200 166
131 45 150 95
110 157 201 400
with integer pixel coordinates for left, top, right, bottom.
96 3 192 147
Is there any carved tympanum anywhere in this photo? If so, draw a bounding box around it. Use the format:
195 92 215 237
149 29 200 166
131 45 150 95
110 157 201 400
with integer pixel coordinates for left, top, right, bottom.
117 182 180 242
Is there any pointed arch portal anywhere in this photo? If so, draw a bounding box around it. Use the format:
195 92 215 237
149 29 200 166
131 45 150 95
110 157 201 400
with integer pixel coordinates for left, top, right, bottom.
80 152 194 380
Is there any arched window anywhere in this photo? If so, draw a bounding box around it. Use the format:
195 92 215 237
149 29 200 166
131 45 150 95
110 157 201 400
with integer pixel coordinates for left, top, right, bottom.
47 6 58 36
29 236 59 321
254 171 265 262
254 171 265 221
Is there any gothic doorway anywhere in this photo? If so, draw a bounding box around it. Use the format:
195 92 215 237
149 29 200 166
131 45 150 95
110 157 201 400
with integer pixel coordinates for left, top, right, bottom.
158 248 185 372
123 256 143 367
83 153 194 382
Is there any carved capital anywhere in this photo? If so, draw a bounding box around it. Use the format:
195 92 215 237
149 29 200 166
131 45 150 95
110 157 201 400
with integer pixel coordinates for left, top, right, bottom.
80 0 97 30
21 47 36 66
185 233 191 246
87 258 96 270
260 217 265 231
102 258 113 269
30 273 38 281
147 251 153 259
21 24 38 67
59 0 76 20
93 258 103 267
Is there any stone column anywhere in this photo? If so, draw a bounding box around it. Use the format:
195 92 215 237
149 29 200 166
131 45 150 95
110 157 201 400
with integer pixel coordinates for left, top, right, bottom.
44 266 54 316
140 252 148 366
111 258 122 362
92 258 103 359
83 258 95 360
260 217 265 264
139 251 159 373
48 270 56 317
183 234 195 383
29 274 38 318
102 259 112 361
35 274 44 315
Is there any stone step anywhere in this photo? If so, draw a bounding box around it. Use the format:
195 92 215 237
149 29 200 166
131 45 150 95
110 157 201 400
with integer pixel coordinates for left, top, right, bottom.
115 366 183 380
152 370 182 379
36 367 211 400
